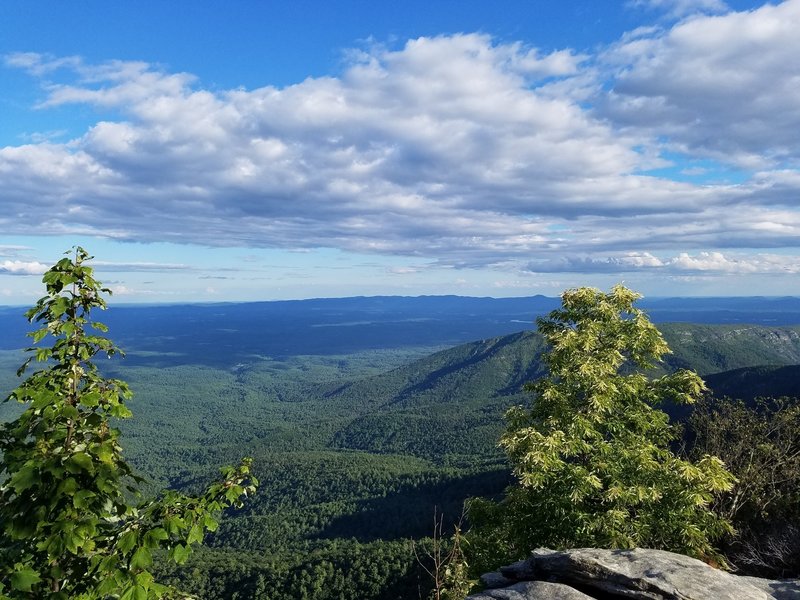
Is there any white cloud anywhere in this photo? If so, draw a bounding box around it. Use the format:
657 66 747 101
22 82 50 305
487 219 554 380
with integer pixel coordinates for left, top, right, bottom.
628 0 729 19
93 261 191 272
109 284 133 295
0 245 34 254
1 7 800 282
525 251 800 275
0 260 48 275
387 266 420 275
3 52 82 76
603 0 800 168
0 37 652 261
108 284 175 297
668 251 800 273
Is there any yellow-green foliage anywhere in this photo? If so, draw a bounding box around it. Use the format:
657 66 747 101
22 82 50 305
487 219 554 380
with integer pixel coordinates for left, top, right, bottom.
468 285 735 572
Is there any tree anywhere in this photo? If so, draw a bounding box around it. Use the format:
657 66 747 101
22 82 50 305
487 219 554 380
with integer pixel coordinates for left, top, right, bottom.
0 248 257 599
689 396 800 524
688 396 800 577
412 508 472 600
468 285 734 572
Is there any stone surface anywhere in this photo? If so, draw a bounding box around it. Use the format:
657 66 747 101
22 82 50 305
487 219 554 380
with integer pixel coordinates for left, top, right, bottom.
739 576 800 599
468 547 798 600
530 547 770 599
467 580 595 600
481 571 515 589
500 559 536 580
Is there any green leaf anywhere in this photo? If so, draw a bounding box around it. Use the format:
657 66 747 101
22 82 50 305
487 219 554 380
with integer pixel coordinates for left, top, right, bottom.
187 523 204 545
50 296 70 318
225 485 243 503
120 584 148 600
143 527 168 547
163 515 185 535
95 442 115 464
135 570 154 589
62 404 79 420
73 489 97 509
171 543 191 565
203 513 219 532
66 451 94 474
10 567 42 592
9 464 38 493
29 328 49 343
117 530 138 554
130 547 152 571
80 390 101 408
111 404 133 418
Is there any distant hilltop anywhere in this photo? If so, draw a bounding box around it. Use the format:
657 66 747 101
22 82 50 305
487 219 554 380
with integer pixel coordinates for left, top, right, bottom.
3 295 800 360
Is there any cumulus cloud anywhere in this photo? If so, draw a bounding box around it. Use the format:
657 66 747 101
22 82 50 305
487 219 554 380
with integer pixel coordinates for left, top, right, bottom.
0 260 48 275
0 36 651 261
603 0 800 168
1 5 800 281
665 251 800 273
525 251 800 275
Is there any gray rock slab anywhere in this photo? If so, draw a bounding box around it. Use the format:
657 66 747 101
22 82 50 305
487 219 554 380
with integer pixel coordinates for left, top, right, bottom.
739 576 800 599
468 580 596 600
530 547 771 600
501 559 537 580
482 571 515 589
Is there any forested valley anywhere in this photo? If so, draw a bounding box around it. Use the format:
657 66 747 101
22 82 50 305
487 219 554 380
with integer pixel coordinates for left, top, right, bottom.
1 294 799 599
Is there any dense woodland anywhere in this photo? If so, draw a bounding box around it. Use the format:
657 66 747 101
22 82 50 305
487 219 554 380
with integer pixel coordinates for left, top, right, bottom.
1 288 799 598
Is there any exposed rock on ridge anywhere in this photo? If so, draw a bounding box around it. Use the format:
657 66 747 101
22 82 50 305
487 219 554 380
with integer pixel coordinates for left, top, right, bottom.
468 547 800 600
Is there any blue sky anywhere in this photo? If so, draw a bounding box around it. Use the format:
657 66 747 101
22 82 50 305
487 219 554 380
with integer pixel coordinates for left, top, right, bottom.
1 0 798 304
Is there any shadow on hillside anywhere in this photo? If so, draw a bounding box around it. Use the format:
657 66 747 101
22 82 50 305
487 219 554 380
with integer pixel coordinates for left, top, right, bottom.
398 332 536 399
315 468 512 542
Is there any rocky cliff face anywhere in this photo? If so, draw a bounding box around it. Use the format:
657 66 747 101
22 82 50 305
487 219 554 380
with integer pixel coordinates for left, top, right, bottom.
469 548 800 600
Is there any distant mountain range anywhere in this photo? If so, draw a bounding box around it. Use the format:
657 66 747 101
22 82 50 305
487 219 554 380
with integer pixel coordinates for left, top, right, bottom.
3 294 800 366
327 324 800 461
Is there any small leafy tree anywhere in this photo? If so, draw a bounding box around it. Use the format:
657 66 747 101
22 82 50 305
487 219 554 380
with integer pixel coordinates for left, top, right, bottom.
688 396 800 576
689 396 800 524
412 508 473 600
0 248 257 599
468 285 734 571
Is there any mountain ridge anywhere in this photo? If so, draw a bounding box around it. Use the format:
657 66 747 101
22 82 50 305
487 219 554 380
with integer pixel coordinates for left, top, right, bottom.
328 324 800 462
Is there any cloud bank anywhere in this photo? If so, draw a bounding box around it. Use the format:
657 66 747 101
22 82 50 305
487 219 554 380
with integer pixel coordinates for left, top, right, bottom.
0 260 48 276
2 1 800 280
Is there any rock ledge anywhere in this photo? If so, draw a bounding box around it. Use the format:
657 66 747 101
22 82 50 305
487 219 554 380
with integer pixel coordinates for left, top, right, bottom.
468 547 800 600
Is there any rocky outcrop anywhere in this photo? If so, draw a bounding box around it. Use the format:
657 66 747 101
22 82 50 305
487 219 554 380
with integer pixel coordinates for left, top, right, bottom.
469 548 800 600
